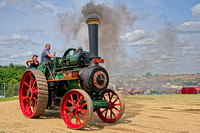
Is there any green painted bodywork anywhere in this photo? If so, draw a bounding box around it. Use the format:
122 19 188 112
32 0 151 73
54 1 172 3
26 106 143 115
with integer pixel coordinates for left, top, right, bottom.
69 52 79 65
36 48 110 109
61 48 79 66
93 100 110 110
55 72 63 79
62 48 76 58
67 80 81 90
54 57 62 71
37 62 48 74
36 48 84 93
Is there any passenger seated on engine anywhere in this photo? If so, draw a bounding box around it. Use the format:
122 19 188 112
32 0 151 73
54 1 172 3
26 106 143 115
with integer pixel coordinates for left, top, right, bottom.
40 44 55 64
26 55 40 70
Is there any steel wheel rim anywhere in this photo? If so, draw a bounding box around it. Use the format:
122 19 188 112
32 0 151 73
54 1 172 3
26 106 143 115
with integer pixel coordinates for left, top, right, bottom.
19 71 38 117
61 90 90 129
96 89 122 122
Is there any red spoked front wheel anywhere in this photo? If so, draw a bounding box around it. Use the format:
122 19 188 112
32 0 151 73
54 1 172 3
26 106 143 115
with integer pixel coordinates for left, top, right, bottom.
61 89 93 129
96 88 125 123
19 70 48 118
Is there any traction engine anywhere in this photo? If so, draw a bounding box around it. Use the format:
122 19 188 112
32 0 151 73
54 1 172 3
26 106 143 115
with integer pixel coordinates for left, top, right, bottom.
19 18 125 129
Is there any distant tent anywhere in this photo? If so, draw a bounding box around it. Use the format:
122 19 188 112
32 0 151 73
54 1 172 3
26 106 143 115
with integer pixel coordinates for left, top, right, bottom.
181 87 200 94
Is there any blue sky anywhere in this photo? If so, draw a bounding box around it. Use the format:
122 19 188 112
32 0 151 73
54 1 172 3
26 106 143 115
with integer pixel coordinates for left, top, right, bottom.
0 0 200 75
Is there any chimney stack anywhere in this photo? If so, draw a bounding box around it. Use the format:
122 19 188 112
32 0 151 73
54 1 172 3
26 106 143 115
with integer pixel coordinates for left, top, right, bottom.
86 18 100 59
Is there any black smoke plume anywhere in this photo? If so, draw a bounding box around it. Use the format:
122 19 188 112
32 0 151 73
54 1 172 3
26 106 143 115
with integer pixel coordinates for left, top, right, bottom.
58 1 137 74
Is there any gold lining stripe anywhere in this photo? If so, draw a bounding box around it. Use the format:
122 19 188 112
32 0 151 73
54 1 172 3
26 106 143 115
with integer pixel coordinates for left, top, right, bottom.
86 20 100 24
47 78 79 82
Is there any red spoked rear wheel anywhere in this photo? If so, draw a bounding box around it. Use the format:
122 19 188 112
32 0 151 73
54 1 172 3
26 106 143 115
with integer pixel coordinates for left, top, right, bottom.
96 88 125 123
61 89 93 129
19 70 48 118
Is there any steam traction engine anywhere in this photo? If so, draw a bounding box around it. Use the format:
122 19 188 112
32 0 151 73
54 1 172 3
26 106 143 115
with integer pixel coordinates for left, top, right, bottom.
19 18 125 129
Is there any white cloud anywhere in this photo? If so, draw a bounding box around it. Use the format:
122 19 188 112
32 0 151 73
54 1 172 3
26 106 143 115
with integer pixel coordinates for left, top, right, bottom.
20 28 45 34
21 51 32 57
181 45 196 50
12 34 28 41
160 54 172 59
127 38 157 46
154 60 161 64
177 21 200 33
177 40 197 48
0 52 5 56
121 30 146 42
37 1 61 14
120 29 157 46
4 0 54 14
0 34 29 46
1 57 15 62
0 0 6 8
10 51 33 58
148 50 157 54
33 2 54 13
191 3 200 18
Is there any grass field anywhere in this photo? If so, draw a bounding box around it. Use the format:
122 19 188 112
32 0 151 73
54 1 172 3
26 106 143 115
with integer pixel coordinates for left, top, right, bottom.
125 94 200 104
0 97 18 101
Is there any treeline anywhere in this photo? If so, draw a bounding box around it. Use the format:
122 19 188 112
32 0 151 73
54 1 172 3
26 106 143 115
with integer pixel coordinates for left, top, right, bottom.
0 63 27 97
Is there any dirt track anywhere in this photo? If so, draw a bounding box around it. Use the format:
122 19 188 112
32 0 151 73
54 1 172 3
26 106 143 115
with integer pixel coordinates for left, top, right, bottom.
1 95 200 133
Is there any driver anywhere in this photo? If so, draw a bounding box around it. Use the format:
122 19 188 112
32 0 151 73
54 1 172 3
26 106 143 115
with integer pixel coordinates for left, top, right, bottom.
40 44 55 64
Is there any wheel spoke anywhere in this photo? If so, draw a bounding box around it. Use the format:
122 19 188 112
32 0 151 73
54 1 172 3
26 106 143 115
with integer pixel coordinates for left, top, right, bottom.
34 101 37 111
110 93 114 101
69 113 74 122
113 97 119 104
23 96 28 100
105 109 108 118
30 100 32 106
101 108 107 113
30 100 33 108
113 106 120 112
26 102 32 113
65 106 70 109
33 97 38 102
108 92 111 101
32 102 35 111
80 112 87 120
67 112 73 116
78 108 88 113
68 99 73 105
34 90 38 94
32 80 36 88
24 97 29 103
77 93 79 104
29 81 32 89
76 96 83 105
24 82 30 88
76 114 78 125
76 114 81 125
81 102 87 108
29 74 33 87
26 106 30 112
111 109 116 118
70 95 74 105
29 73 32 78
103 95 106 100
